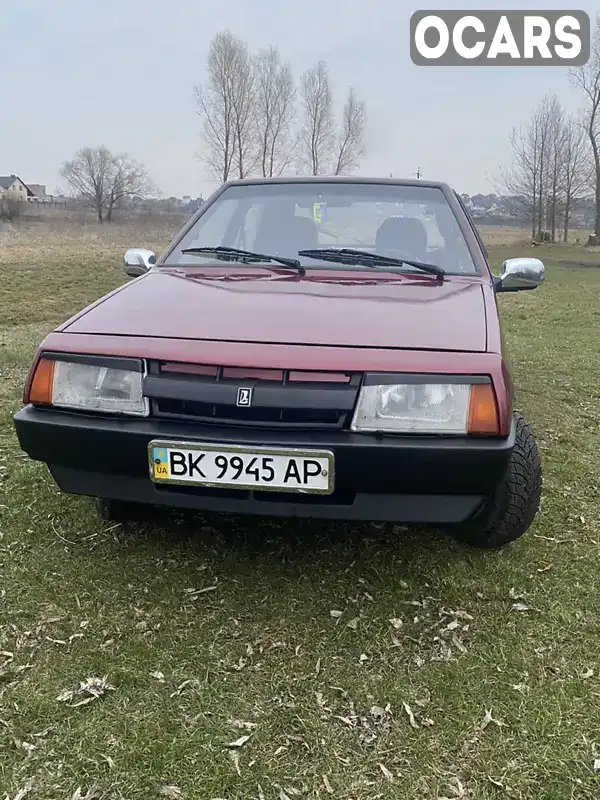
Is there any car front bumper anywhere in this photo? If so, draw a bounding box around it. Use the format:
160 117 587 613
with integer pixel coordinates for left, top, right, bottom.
13 406 515 525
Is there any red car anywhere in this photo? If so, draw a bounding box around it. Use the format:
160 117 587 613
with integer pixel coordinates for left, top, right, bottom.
14 177 544 548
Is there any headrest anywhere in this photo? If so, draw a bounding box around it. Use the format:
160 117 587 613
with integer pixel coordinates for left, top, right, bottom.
255 214 319 254
289 216 319 249
375 216 428 259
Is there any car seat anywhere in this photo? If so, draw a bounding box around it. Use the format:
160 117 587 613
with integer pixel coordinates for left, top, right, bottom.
254 214 319 256
375 216 428 260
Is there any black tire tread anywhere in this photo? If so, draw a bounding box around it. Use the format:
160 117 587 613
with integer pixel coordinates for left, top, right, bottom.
451 412 542 549
95 497 140 523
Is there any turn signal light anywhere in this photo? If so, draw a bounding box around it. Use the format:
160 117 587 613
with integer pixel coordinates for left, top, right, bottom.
468 383 499 435
27 358 55 405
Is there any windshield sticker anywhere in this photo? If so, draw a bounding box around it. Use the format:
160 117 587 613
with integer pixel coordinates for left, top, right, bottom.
312 202 328 224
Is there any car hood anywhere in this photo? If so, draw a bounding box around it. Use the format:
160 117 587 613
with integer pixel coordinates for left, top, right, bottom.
61 268 488 352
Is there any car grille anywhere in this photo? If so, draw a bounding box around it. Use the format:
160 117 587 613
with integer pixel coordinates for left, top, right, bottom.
144 362 362 430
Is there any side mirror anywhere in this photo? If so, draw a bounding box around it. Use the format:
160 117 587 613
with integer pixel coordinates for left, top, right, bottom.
124 248 156 277
494 257 544 293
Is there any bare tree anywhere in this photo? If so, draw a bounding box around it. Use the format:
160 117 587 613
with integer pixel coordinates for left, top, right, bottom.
333 87 366 175
229 37 257 179
300 61 335 175
106 154 153 221
533 94 556 240
499 94 563 240
500 94 593 242
194 31 241 183
60 146 112 222
561 115 591 241
498 115 542 238
60 146 152 222
570 13 600 240
547 96 566 242
254 46 297 177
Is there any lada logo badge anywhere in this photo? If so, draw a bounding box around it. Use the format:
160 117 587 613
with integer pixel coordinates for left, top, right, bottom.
236 387 253 407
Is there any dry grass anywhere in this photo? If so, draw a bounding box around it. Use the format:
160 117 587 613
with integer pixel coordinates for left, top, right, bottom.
477 225 533 246
1 219 593 266
478 225 594 248
1 220 600 798
0 215 186 267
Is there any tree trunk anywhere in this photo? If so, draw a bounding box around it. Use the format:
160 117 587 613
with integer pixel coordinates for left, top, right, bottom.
531 170 537 240
537 189 543 238
563 193 571 243
537 134 547 240
587 118 600 234
595 166 600 235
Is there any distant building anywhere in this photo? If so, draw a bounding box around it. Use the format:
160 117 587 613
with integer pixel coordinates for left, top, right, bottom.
27 183 52 202
0 175 33 201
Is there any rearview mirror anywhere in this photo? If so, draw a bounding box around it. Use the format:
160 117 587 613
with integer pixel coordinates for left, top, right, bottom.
494 257 544 292
124 248 156 277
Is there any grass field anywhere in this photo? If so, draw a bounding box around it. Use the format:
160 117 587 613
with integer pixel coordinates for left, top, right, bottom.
1 221 600 799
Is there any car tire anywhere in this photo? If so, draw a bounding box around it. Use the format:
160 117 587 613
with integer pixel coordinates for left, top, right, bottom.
449 412 542 550
95 497 141 523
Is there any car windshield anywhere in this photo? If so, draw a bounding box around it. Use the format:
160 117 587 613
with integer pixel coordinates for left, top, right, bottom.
165 182 479 275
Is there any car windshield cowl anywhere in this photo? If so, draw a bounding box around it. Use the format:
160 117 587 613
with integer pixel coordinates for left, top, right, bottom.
298 248 446 281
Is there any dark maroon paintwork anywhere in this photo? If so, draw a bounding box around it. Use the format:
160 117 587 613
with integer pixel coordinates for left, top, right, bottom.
22 177 513 435
61 269 488 350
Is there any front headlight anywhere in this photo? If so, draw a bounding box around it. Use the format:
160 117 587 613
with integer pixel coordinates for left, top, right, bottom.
28 356 149 416
350 380 498 435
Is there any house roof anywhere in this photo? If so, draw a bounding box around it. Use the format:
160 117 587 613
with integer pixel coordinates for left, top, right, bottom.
0 175 34 195
0 175 19 189
27 183 47 196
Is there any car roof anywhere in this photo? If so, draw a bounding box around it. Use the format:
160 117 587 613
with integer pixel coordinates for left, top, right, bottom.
219 175 454 192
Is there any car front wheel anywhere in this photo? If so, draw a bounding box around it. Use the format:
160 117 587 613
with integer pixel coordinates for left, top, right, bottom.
449 412 542 549
95 497 143 524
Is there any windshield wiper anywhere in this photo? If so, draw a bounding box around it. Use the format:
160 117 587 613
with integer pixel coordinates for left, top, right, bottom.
180 246 306 275
297 247 445 281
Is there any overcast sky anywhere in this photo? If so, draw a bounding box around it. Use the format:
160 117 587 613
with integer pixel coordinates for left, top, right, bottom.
0 0 595 199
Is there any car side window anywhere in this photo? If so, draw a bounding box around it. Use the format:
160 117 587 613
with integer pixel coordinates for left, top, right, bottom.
454 192 488 260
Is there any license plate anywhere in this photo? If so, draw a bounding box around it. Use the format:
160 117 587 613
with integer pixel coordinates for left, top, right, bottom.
148 440 334 494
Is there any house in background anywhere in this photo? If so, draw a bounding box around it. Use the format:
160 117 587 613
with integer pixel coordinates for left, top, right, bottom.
27 183 52 202
0 175 34 201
